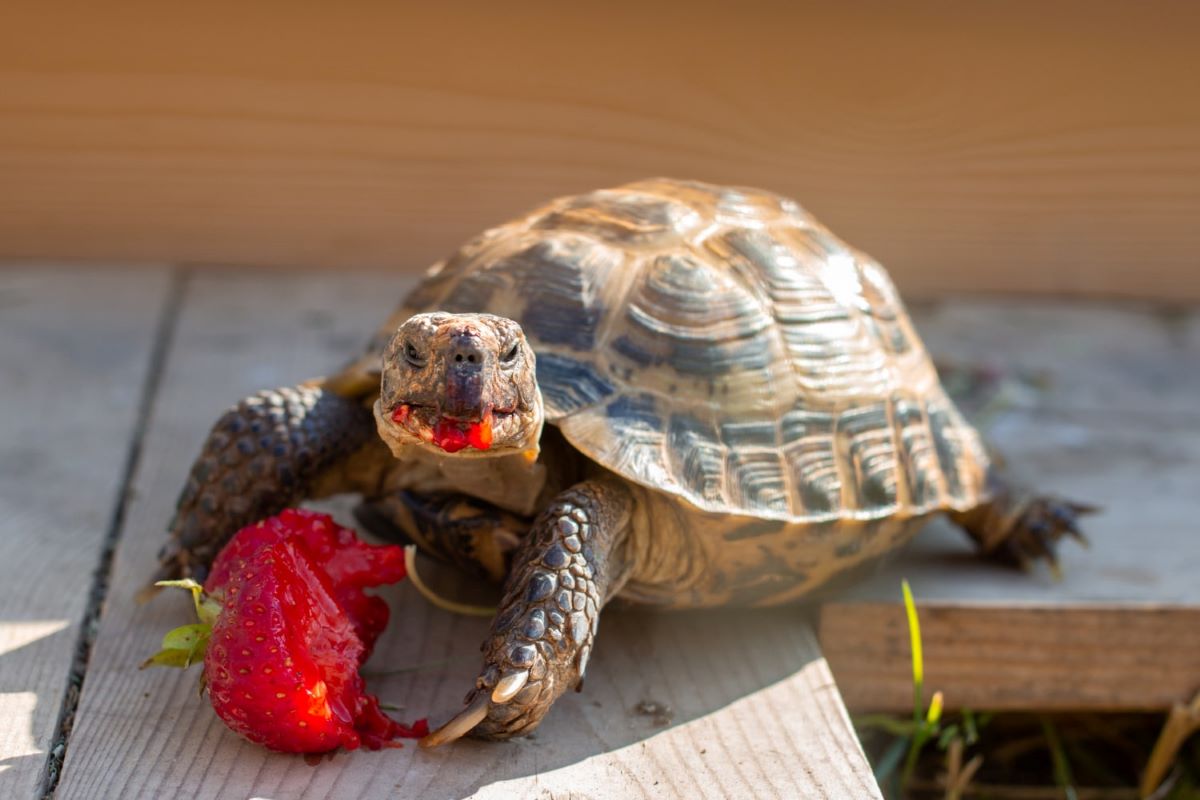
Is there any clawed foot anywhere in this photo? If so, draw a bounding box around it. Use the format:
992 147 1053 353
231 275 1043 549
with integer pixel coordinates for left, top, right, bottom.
420 644 559 748
419 479 632 747
995 496 1096 576
952 482 1097 577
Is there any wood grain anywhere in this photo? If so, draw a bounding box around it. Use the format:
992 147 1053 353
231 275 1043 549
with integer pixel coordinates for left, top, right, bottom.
820 301 1200 713
2 2 1200 300
55 271 880 799
0 268 168 798
822 605 1200 713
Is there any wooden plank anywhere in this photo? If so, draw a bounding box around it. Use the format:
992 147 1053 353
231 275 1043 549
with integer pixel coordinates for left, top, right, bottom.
2 2 1200 302
57 271 880 799
820 301 1200 713
0 268 169 798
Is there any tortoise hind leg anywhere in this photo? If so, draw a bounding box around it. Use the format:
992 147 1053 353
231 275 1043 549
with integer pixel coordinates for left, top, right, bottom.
949 468 1096 574
151 382 379 585
354 491 528 583
421 478 634 747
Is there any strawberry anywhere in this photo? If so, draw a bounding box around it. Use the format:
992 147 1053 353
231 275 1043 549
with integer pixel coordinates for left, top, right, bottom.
204 509 404 655
145 510 428 753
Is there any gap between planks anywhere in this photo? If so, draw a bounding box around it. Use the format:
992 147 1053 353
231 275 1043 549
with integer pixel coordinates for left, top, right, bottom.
0 267 173 800
37 270 186 798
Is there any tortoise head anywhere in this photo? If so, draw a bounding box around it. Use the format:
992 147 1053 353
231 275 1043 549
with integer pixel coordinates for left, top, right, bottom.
375 313 543 458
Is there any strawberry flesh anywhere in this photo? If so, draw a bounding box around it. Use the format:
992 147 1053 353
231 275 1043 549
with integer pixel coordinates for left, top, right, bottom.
205 509 405 654
466 412 494 450
200 510 425 753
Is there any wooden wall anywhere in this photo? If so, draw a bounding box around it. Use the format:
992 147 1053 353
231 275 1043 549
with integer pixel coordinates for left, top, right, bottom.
2 1 1198 300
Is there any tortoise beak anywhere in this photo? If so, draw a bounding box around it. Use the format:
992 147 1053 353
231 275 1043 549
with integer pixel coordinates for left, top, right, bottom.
442 331 490 421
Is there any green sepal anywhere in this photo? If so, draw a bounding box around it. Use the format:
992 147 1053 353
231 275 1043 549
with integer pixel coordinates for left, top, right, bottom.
155 579 222 625
163 623 210 658
140 648 193 670
143 579 220 671
140 622 211 670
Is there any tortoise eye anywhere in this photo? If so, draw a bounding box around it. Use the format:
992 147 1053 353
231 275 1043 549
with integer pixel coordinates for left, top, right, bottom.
404 341 427 368
501 343 520 364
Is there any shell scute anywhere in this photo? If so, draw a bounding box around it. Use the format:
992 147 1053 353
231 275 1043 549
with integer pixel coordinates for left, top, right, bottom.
666 413 725 505
535 352 616 418
780 409 841 516
894 395 946 509
534 190 702 247
836 402 901 512
725 449 790 515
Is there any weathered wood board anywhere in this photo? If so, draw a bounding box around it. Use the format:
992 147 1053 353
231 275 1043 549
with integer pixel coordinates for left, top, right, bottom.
15 267 1199 796
0 269 169 798
54 272 880 799
821 301 1200 713
3 2 1200 301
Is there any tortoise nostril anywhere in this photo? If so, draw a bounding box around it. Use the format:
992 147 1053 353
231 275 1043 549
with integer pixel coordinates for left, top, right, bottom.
448 334 485 368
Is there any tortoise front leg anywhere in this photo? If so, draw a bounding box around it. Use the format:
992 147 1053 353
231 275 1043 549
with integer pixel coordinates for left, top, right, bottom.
151 383 379 584
421 478 634 746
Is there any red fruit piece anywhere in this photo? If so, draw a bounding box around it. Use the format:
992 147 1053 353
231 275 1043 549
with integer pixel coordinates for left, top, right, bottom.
149 510 425 753
205 509 406 654
432 414 493 453
207 538 417 752
466 412 493 451
431 418 470 453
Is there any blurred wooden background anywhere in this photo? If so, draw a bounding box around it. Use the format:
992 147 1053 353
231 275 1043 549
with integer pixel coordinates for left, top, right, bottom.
2 1 1198 300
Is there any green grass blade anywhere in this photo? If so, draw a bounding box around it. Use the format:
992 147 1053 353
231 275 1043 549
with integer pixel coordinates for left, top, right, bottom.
1041 717 1079 800
902 579 924 721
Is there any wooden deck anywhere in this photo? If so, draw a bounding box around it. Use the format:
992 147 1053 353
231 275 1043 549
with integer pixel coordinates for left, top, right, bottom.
1 267 1196 799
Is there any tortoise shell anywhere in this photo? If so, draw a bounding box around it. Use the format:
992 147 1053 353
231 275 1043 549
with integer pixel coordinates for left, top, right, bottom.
352 178 989 524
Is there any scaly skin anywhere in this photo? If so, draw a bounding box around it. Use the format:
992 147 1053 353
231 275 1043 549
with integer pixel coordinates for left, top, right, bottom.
154 384 376 583
950 469 1095 572
421 478 634 745
354 491 528 583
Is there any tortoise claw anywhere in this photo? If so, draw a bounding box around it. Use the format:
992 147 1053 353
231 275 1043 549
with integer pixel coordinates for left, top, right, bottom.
955 485 1096 575
1003 495 1095 573
420 693 490 749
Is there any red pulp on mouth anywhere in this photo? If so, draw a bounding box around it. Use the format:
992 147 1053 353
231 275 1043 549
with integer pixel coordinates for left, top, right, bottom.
390 404 410 425
432 419 469 452
467 412 494 450
431 411 493 453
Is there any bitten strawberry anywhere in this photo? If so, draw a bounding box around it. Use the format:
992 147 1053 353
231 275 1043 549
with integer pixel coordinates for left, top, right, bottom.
145 510 428 753
204 509 404 655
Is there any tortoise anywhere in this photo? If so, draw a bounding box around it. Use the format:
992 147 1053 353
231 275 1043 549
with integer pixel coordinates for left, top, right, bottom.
154 178 1088 747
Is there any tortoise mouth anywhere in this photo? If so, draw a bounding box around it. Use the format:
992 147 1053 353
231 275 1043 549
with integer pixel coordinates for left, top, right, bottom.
384 402 522 454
